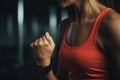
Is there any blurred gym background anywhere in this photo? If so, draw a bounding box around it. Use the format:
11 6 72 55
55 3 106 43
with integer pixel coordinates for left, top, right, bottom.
0 0 120 80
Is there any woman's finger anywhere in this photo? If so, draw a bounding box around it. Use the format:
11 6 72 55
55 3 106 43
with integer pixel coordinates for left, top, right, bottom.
45 32 55 46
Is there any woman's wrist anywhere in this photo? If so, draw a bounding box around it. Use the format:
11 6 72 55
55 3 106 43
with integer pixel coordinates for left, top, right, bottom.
37 63 52 75
37 59 51 66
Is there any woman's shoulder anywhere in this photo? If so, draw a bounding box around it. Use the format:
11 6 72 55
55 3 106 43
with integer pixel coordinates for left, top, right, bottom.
99 9 120 49
103 9 120 26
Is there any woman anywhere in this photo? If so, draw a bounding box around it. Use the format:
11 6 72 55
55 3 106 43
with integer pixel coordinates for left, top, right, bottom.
30 0 120 80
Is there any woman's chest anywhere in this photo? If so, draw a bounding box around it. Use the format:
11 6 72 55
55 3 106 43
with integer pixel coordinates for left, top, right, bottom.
66 21 93 47
59 43 106 71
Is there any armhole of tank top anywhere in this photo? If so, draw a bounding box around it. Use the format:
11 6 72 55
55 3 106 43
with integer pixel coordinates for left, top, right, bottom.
62 17 72 42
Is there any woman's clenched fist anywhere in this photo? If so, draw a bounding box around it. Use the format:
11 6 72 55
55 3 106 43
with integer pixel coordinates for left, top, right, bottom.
30 32 55 66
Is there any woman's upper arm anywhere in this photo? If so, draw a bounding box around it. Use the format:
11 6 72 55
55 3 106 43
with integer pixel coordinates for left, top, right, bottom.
102 11 120 52
108 13 120 52
57 63 68 80
56 18 71 80
102 11 120 79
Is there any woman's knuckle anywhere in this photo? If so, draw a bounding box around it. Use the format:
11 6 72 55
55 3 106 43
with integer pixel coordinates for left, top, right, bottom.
39 42 42 46
39 41 46 46
43 42 49 46
34 42 38 46
52 43 55 47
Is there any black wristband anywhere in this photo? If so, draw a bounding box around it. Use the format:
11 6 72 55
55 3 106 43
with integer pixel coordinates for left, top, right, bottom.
38 64 52 75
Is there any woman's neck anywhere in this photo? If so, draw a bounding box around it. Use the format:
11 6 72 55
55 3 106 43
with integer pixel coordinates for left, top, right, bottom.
72 0 106 23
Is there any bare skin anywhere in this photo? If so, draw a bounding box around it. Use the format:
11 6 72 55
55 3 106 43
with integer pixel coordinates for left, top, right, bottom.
30 0 120 80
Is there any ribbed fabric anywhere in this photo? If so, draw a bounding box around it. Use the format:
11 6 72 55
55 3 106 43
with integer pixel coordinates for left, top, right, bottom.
59 8 112 80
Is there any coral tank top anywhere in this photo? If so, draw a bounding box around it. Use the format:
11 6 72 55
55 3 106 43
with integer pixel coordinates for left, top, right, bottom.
59 8 112 80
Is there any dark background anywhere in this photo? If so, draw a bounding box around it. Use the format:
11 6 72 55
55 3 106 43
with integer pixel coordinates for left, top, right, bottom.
0 0 120 80
0 0 63 80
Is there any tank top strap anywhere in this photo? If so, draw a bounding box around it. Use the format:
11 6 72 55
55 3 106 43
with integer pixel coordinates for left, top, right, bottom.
88 8 113 43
